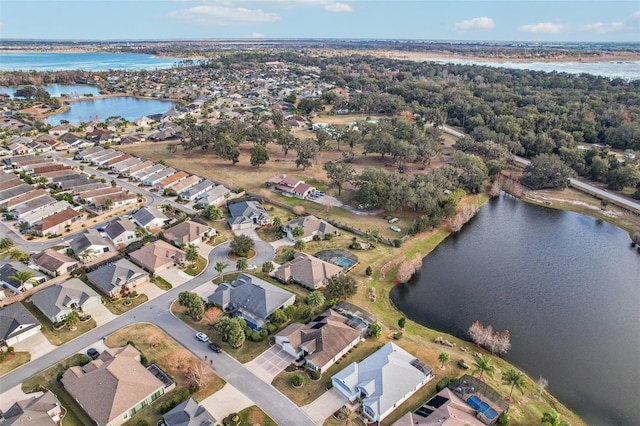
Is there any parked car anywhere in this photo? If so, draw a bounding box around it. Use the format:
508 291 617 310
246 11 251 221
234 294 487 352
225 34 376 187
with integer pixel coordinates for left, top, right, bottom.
195 332 209 342
86 348 100 360
247 264 257 270
208 342 222 353
390 226 401 232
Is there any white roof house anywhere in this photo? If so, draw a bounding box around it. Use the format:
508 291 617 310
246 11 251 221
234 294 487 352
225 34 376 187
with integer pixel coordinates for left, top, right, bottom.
332 342 433 423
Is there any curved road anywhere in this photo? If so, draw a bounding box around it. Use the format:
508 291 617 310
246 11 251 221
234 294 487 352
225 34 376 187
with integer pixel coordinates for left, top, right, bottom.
0 238 315 426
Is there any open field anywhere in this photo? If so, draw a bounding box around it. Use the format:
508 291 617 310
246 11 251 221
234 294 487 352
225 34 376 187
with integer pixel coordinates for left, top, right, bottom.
106 324 225 426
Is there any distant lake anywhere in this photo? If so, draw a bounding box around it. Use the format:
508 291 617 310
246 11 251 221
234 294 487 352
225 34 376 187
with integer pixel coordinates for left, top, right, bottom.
0 52 181 71
45 96 174 125
436 59 640 81
391 196 640 425
0 83 101 98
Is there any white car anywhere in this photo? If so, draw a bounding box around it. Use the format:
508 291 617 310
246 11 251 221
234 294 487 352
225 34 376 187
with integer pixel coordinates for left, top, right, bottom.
390 226 401 232
195 332 209 342
247 264 257 270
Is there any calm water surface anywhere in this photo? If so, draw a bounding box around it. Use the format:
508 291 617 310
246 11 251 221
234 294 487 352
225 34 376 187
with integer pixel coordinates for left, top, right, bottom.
45 97 174 125
0 52 180 71
391 196 640 425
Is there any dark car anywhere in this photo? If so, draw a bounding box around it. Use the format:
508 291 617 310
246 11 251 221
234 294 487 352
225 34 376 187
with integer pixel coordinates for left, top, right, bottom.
208 342 222 353
87 348 100 360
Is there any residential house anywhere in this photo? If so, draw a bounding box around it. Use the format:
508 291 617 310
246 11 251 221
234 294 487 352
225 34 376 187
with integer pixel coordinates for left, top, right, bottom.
69 229 112 262
61 345 171 426
276 309 363 373
32 207 83 236
154 171 188 192
163 220 215 247
7 193 55 219
131 206 169 230
8 142 33 156
0 390 63 426
131 164 166 182
179 179 214 201
207 273 295 330
0 302 42 346
86 258 149 297
110 157 142 174
75 186 123 203
0 184 37 204
103 153 131 168
273 252 343 290
75 145 104 161
129 240 185 275
0 262 47 292
282 215 339 242
91 191 138 210
195 185 232 208
31 278 102 323
394 387 489 426
120 160 154 178
142 167 176 186
104 217 141 247
120 134 146 145
170 175 201 195
332 342 434 423
267 174 316 199
162 398 216 426
48 122 76 135
18 201 73 227
30 249 79 277
227 200 270 230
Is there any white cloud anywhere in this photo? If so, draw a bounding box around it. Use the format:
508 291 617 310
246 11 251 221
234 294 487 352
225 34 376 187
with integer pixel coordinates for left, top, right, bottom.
167 6 280 26
454 17 495 32
251 32 265 38
579 21 625 34
518 22 566 33
324 2 353 12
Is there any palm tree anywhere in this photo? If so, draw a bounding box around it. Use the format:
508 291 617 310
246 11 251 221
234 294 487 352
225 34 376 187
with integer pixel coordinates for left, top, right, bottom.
306 290 326 309
8 270 35 292
438 352 450 369
502 369 526 400
0 236 15 251
472 355 495 380
185 244 199 269
215 262 228 283
236 257 248 271
65 311 80 330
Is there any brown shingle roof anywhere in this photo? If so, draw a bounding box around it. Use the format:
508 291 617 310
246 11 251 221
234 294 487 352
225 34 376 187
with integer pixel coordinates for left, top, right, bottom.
129 240 185 274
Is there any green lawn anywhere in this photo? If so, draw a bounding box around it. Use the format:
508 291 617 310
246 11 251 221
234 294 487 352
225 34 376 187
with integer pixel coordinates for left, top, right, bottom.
0 351 30 376
151 275 172 290
22 354 94 426
22 301 97 346
182 255 207 276
102 293 149 315
234 405 278 426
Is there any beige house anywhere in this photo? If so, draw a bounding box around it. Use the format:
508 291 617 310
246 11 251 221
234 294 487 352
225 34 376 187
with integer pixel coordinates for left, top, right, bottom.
282 215 339 242
163 220 215 247
1 390 63 425
31 249 79 277
273 252 343 289
61 345 171 426
129 240 185 275
275 309 363 373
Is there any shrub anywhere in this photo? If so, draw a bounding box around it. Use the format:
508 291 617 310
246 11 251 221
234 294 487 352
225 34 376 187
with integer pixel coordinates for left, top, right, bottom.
249 331 265 342
313 234 321 241
223 413 241 426
436 377 451 392
7 346 15 353
291 373 304 387
135 420 150 426
140 354 149 367
310 369 321 380
365 266 372 276
325 378 333 389
398 317 406 328
393 332 403 340
393 239 402 247
325 233 333 240
265 323 277 334
0 353 5 362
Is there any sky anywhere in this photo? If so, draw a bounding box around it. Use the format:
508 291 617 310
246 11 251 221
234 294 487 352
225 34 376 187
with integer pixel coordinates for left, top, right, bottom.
1 0 639 42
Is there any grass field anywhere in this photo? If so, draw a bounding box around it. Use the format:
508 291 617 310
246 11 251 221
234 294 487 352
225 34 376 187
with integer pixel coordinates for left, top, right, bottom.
182 255 207 276
106 324 225 426
0 351 30 376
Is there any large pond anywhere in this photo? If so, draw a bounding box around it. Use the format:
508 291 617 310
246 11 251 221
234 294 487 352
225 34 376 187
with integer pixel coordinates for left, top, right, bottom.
0 52 181 71
391 195 640 425
0 83 101 98
45 96 174 125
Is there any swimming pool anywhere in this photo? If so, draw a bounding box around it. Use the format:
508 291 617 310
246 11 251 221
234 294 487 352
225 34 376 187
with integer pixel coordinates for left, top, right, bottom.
334 257 356 268
466 395 498 420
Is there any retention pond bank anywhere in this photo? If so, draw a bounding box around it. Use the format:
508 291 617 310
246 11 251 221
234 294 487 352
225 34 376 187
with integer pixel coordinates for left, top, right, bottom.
391 195 640 425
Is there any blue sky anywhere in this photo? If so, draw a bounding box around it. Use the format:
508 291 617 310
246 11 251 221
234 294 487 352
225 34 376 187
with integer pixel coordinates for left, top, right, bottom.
1 1 638 42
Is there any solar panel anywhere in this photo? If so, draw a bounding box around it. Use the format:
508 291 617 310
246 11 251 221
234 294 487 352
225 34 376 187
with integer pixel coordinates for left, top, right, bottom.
410 358 432 375
415 407 434 417
426 395 449 409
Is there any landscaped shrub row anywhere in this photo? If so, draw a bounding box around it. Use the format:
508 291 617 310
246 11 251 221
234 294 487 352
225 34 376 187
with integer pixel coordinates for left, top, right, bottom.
159 389 191 414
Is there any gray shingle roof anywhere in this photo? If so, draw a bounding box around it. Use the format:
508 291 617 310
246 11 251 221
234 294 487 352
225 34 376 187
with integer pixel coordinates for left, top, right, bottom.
69 229 109 254
163 398 216 426
131 206 168 227
86 258 148 294
31 278 100 321
0 302 41 342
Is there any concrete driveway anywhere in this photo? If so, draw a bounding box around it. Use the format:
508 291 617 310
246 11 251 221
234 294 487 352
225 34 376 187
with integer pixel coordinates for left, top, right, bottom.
200 383 253 422
136 280 165 300
158 268 192 287
11 332 55 361
303 388 348 425
0 384 30 413
246 345 295 382
270 237 293 250
89 304 117 326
